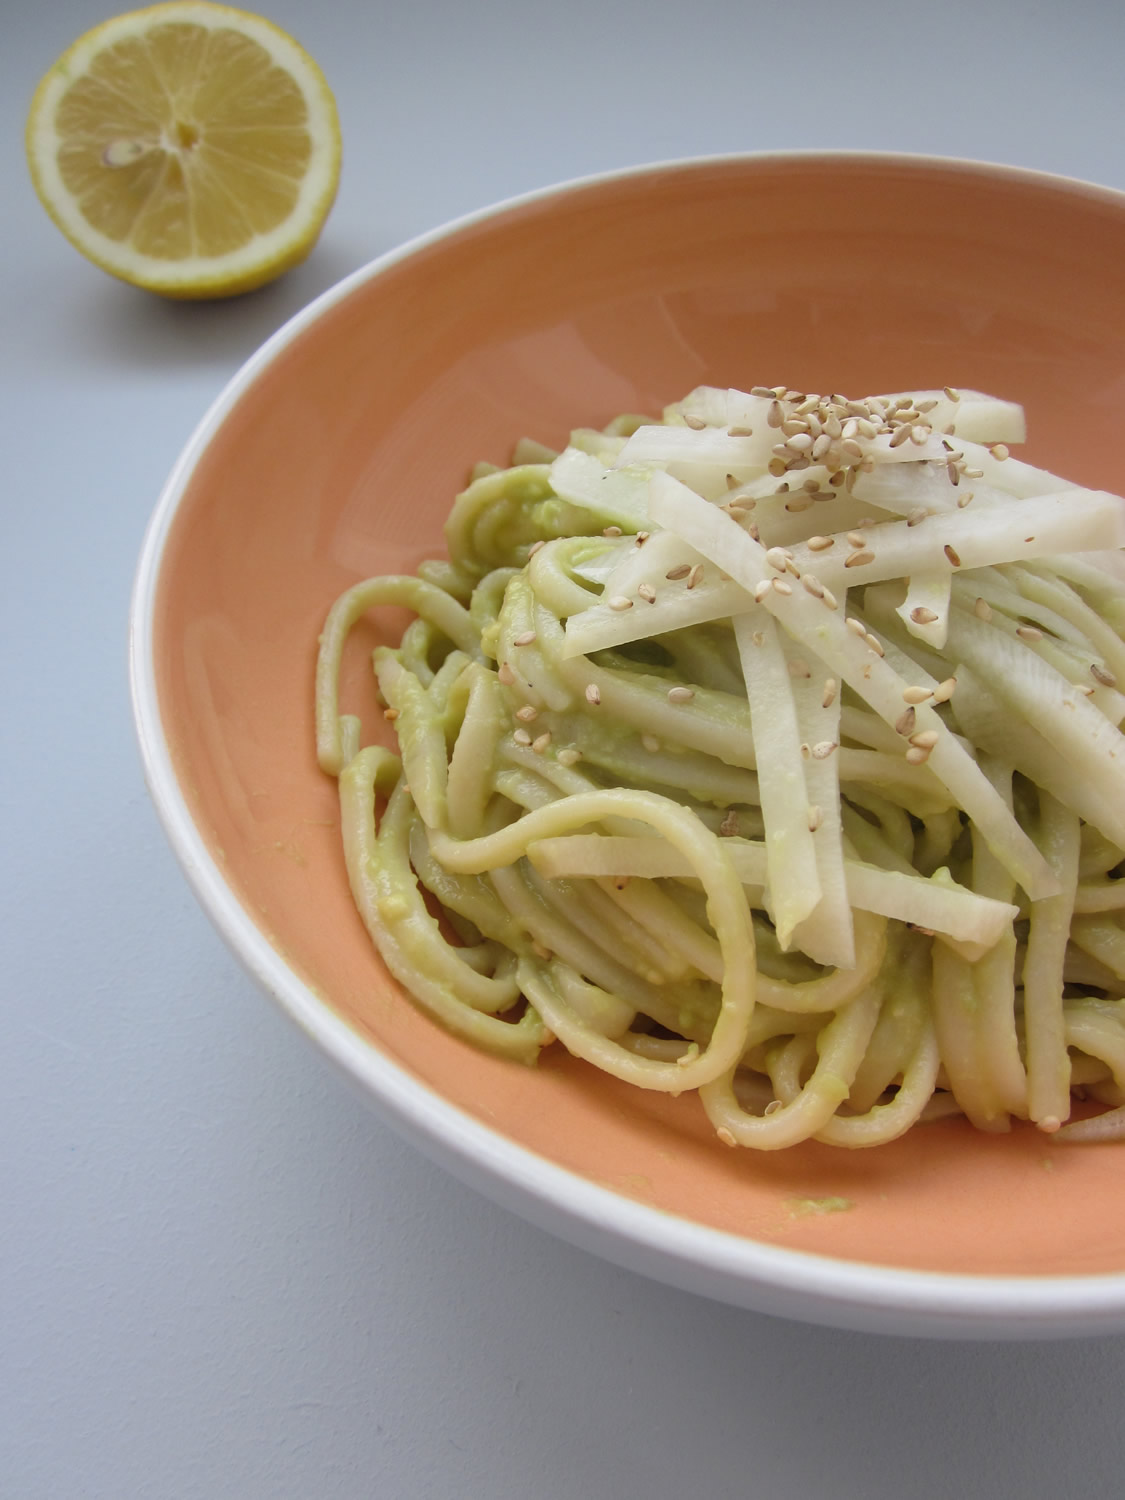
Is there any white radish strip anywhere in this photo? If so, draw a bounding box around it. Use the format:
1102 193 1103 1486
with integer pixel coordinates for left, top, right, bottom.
526 836 1016 947
617 424 772 471
897 570 951 650
872 390 1027 445
599 527 703 602
788 491 1125 591
1023 794 1081 1130
782 634 855 970
646 470 1057 899
951 438 1083 498
548 449 652 528
562 575 751 658
946 608 1125 837
734 610 822 948
674 386 773 430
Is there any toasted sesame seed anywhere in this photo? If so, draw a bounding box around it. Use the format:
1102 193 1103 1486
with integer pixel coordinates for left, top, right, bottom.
531 730 551 753
889 425 912 448
802 477 822 493
857 418 879 440
944 386 961 401
895 706 917 736
810 433 832 461
909 729 940 750
907 508 929 527
957 491 974 508
820 586 838 611
822 678 838 708
784 496 812 513
607 595 633 612
527 539 546 557
1092 663 1118 687
903 685 932 704
767 457 787 477
753 580 772 604
905 745 931 765
1017 624 1043 642
989 443 1010 460
751 385 775 398
963 467 985 479
766 547 789 571
638 583 657 603
642 734 660 752
716 1126 738 1147
1076 684 1097 696
497 662 516 686
781 417 808 437
515 704 539 723
667 685 695 704
513 728 533 745
728 495 756 512
785 432 814 453
557 747 582 766
946 460 961 486
812 740 838 760
943 544 961 567
846 617 867 637
846 531 865 548
932 676 957 703
916 399 939 413
802 574 824 598
772 578 793 596
666 563 692 580
807 535 834 551
725 473 740 491
585 683 601 706
383 707 400 722
634 531 651 547
845 549 875 568
513 629 537 646
603 525 622 537
865 633 885 657
784 557 801 577
767 400 784 429
910 607 939 624
788 658 811 678
807 805 824 832
687 564 705 590
728 425 754 437
684 414 707 430
909 424 932 446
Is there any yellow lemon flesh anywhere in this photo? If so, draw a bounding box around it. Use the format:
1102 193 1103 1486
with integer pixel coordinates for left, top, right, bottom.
25 2 341 298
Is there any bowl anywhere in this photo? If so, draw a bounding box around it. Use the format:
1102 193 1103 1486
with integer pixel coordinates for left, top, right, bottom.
131 152 1125 1338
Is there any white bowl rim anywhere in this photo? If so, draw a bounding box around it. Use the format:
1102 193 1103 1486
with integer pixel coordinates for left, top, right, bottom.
130 148 1125 1339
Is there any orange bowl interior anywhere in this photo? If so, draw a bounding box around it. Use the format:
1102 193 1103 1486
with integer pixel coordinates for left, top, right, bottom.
154 155 1125 1278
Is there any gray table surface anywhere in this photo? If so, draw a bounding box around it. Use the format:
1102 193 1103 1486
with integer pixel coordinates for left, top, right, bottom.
6 1 1125 1495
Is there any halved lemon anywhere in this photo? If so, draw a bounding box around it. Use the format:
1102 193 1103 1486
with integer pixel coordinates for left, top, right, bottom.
25 2 341 298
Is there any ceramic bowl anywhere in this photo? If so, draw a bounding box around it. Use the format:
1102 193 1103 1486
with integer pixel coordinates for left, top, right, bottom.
131 153 1125 1338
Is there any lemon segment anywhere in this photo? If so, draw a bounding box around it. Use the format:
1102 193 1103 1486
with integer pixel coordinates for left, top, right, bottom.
26 2 341 298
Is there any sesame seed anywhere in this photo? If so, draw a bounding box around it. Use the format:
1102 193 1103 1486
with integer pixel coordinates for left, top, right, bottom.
607 595 633 612
812 740 838 759
907 508 929 527
532 731 551 753
946 461 961 486
963 467 985 479
802 574 824 598
889 425 912 448
821 587 838 611
784 557 801 577
513 629 537 646
909 424 931 446
943 544 961 567
989 443 1010 460
957 491 974 508
642 734 660 752
785 432 814 453
1076 684 1096 697
902 685 932 704
635 531 651 546
909 729 940 750
802 477 821 493
944 386 961 401
767 401 784 429
1092 663 1117 687
846 616 868 638
716 1127 738 1148
932 676 957 703
905 745 931 765
846 531 865 548
784 496 813 513
811 433 832 460
727 425 754 437
725 473 740 491
527 539 546 557
667 685 695 703
666 563 692 580
728 495 756 512
895 706 917 736
497 663 516 686
808 805 823 832
515 704 539 722
865 633 885 657
585 683 601 706
768 457 788 477
751 385 775 398
753 580 772 604
788 658 811 678
603 525 622 537
383 707 400 721
857 418 878 440
638 583 657 603
844 549 875 568
513 728 533 746
557 747 582 766
687 564 705 590
822 678 838 708
766 547 789 571
684 414 707 430
781 417 808 437
771 578 793 595
807 536 834 552
1016 625 1043 642
910 607 939 624
916 399 939 413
